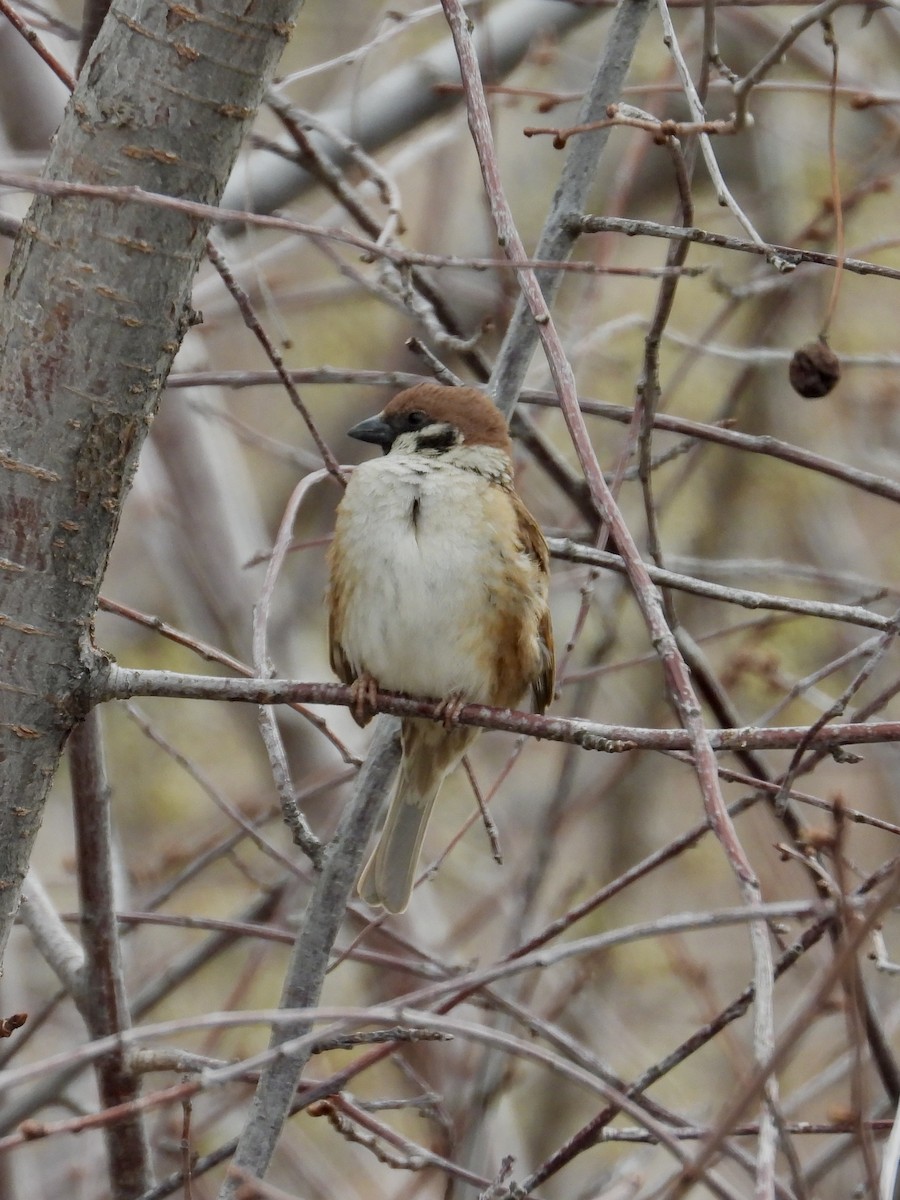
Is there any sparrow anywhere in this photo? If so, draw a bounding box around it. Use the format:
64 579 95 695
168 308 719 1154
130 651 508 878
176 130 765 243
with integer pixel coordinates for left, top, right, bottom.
327 382 555 914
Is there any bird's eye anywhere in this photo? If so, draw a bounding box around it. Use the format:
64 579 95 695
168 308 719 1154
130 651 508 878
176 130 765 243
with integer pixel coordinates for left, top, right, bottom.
405 410 430 430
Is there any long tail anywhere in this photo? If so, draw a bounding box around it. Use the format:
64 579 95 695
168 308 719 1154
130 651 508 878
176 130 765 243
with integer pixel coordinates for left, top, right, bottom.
358 765 445 914
358 721 473 914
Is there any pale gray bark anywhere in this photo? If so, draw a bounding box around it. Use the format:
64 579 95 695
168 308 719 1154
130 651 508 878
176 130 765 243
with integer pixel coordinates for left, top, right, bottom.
0 0 303 970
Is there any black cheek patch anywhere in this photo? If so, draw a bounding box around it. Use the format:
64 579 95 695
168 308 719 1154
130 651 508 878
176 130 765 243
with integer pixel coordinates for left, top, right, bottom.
415 427 458 453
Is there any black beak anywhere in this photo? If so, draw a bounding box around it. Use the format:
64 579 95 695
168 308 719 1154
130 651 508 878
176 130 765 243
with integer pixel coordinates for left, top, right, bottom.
347 414 395 450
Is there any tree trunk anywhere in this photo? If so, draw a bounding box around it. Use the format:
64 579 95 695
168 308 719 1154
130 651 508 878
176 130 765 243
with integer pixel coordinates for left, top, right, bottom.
0 0 303 970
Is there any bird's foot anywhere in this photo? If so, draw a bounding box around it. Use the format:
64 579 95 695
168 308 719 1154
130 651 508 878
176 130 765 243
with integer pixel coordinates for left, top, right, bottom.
434 691 466 730
349 673 379 727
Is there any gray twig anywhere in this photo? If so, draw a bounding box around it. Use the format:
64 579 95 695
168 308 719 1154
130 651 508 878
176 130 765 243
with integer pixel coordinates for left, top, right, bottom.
219 720 401 1197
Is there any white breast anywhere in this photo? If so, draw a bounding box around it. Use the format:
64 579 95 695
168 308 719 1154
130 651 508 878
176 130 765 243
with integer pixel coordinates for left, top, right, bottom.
336 452 513 703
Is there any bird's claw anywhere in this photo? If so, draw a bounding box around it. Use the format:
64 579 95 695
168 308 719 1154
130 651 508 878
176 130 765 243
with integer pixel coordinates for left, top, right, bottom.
349 673 379 727
434 692 466 730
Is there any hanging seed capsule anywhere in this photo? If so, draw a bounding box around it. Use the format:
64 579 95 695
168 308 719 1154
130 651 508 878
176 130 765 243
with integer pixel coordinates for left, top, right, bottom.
789 339 842 399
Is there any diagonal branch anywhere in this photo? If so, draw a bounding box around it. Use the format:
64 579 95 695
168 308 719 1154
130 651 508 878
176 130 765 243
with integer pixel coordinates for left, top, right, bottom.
218 721 402 1198
441 3 778 1191
489 0 655 409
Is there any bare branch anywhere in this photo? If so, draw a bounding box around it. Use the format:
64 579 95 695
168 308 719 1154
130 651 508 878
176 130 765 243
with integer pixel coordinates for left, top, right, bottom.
70 709 153 1197
220 721 401 1197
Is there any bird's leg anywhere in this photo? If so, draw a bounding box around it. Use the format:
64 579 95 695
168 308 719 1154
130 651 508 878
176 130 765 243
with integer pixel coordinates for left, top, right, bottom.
348 673 379 727
434 691 466 731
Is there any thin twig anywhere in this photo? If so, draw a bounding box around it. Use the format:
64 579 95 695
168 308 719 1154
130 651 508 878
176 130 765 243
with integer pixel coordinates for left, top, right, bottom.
204 241 342 480
820 19 845 337
69 709 154 1196
572 213 900 282
251 468 333 863
97 665 900 755
0 0 76 89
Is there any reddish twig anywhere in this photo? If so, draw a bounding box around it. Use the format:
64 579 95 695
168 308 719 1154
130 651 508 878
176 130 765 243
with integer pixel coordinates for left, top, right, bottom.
0 0 75 89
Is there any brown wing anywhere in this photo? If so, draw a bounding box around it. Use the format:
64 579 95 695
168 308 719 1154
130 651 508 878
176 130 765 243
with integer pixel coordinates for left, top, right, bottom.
513 492 556 714
532 605 555 714
326 581 356 686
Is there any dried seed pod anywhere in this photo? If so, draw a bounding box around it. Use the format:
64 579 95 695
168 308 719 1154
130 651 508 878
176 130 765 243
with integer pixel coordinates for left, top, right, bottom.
789 339 842 399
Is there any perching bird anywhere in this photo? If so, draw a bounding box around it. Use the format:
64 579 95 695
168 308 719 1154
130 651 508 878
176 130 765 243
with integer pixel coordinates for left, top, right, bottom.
327 383 554 913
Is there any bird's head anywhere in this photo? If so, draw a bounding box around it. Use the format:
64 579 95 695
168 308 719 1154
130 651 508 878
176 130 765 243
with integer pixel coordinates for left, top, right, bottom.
347 383 513 459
